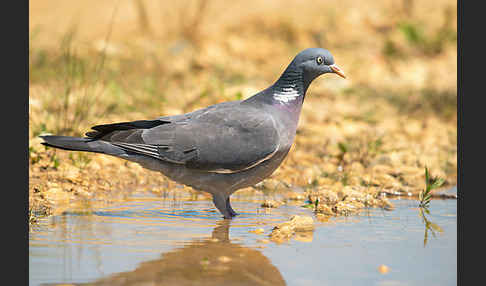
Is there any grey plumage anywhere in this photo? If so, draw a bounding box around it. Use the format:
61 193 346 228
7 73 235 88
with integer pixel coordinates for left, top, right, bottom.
40 48 345 219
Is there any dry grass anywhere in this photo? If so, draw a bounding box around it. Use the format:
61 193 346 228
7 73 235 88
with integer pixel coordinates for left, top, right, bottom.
29 0 457 220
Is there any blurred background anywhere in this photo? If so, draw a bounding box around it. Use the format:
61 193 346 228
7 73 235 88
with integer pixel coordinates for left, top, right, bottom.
29 0 457 211
29 0 456 133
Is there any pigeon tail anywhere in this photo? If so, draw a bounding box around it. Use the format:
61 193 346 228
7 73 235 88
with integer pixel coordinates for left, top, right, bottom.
40 135 125 156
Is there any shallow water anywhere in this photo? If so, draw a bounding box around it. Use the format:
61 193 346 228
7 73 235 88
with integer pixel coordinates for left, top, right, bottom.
29 188 457 286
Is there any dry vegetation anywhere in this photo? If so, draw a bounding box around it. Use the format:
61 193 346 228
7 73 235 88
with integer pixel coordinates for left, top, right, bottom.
29 0 457 222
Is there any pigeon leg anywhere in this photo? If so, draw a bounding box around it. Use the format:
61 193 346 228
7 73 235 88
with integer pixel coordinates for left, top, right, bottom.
212 193 233 219
226 197 238 217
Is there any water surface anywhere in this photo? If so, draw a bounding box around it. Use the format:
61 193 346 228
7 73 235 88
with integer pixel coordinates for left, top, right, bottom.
29 189 456 286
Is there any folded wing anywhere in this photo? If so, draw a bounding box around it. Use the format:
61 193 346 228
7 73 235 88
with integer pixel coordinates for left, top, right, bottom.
87 103 280 173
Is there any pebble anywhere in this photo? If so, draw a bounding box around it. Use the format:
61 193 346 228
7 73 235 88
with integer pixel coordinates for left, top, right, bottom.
249 228 265 234
218 256 232 263
286 192 306 201
378 264 390 274
261 200 281 208
270 215 315 242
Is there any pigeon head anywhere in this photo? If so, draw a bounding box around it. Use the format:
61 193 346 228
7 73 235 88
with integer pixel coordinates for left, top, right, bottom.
292 48 345 88
272 48 346 102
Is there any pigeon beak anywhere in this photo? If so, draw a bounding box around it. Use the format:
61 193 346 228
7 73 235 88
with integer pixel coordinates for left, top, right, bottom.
330 64 346 79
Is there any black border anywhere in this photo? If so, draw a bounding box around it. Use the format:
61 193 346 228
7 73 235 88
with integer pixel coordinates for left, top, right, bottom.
12 0 29 285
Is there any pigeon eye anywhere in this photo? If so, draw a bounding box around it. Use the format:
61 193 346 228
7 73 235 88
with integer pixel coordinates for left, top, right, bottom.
316 56 323 65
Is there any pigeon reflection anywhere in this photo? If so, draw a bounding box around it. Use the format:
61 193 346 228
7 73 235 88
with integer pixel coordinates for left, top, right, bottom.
84 220 286 286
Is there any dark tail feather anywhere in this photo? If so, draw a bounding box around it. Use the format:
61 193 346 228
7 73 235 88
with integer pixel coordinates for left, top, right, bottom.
39 135 127 157
40 135 98 152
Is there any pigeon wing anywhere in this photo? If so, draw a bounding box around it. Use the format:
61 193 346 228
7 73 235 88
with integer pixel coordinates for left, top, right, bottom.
101 105 280 173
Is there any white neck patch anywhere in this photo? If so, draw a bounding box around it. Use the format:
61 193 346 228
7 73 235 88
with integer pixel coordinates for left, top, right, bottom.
273 87 301 103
